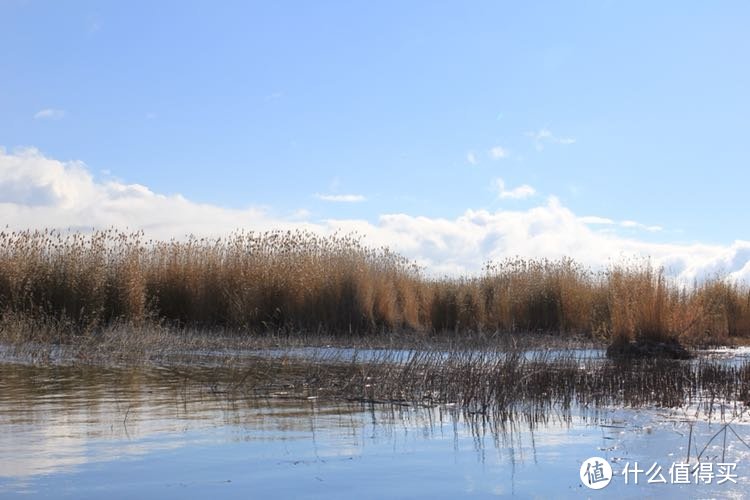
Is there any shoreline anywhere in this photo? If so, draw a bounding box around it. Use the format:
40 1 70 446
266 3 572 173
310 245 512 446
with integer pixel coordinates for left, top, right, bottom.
4 318 750 369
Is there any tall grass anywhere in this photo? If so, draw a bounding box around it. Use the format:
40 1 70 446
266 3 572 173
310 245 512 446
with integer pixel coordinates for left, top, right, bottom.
0 229 748 344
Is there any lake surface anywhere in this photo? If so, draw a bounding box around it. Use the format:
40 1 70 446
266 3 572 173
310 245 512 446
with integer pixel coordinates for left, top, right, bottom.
1 359 750 499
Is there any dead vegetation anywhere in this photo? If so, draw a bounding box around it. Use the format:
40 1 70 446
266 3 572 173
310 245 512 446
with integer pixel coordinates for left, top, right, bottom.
0 229 748 345
98 348 750 423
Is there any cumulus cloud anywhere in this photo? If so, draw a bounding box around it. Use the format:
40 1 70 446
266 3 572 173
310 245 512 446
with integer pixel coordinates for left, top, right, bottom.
0 147 292 236
0 148 95 208
489 146 508 160
315 193 366 202
34 109 65 120
493 178 536 200
322 198 750 281
0 147 749 283
526 128 575 150
466 151 477 165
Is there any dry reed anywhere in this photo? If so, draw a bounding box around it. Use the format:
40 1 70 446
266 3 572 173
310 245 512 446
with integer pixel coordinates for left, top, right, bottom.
0 229 748 344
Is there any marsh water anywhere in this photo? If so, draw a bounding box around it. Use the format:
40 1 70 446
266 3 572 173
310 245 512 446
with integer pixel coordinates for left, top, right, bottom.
2 351 750 499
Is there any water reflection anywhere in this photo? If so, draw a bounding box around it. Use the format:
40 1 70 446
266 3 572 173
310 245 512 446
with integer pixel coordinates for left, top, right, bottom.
1 362 749 498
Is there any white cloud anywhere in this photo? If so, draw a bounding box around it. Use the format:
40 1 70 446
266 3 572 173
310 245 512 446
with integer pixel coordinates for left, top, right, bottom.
34 109 65 120
581 216 661 232
621 220 663 232
489 146 508 160
0 147 281 235
526 128 575 150
0 148 95 208
466 151 477 165
0 147 748 283
493 178 536 200
315 193 366 203
579 216 614 225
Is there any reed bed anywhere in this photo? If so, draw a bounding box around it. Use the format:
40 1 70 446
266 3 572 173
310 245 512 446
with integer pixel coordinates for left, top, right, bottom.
0 229 749 345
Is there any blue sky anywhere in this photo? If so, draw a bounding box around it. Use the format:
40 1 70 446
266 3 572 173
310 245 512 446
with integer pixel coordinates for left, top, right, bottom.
1 1 749 278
